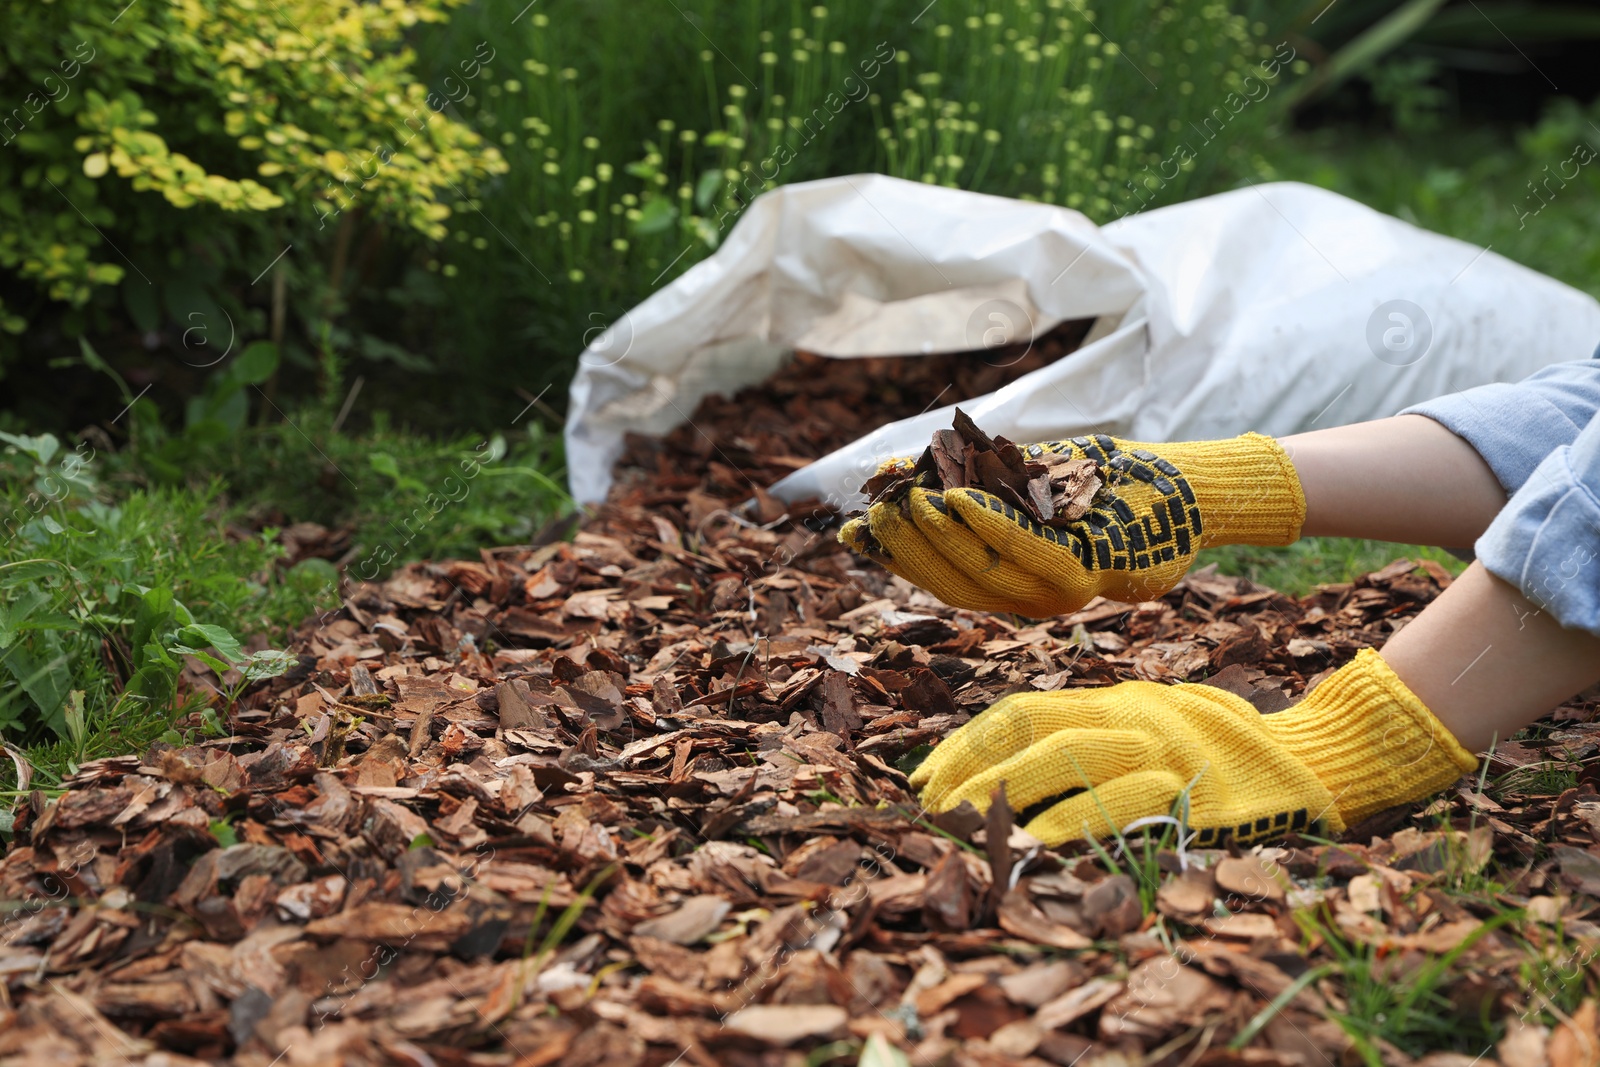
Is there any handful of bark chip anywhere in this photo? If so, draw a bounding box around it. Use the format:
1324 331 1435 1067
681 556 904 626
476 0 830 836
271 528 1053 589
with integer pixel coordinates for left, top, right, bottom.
861 408 1103 527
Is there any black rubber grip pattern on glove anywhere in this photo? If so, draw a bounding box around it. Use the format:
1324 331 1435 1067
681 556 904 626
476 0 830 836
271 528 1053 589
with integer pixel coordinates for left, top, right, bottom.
1191 807 1317 848
974 441 1199 572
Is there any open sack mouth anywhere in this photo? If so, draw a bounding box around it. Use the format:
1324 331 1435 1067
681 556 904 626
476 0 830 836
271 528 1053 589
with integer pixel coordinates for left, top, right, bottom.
566 176 1600 518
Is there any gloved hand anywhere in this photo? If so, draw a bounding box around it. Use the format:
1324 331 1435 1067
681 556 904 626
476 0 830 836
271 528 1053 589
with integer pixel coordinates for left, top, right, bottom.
839 433 1305 618
910 649 1478 847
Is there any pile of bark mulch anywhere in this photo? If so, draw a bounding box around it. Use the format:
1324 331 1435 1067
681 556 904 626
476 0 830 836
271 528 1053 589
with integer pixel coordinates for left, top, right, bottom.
4 332 1600 1067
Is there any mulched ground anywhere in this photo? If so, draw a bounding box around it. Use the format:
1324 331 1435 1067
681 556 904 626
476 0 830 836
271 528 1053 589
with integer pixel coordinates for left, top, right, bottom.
3 332 1600 1067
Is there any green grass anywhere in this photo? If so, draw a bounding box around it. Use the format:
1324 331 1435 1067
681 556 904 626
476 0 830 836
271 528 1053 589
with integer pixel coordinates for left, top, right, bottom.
1516 923 1598 1022
1087 814 1180 916
151 411 572 574
1300 907 1512 1062
1492 764 1580 798
1197 538 1466 596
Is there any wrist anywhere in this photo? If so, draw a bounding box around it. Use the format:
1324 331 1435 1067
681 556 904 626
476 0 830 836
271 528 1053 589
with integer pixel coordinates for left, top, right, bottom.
1263 649 1479 829
1140 433 1306 549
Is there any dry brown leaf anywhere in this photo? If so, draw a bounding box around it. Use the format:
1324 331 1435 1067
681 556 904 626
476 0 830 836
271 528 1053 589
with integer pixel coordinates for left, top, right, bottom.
857 407 1102 529
997 960 1085 1009
1156 868 1217 922
1099 959 1231 1041
1034 977 1125 1031
1200 912 1281 941
632 895 730 945
1215 854 1288 905
723 1004 848 1045
996 887 1093 950
1082 874 1143 938
914 973 989 1017
1500 1019 1551 1067
1550 1001 1600 1067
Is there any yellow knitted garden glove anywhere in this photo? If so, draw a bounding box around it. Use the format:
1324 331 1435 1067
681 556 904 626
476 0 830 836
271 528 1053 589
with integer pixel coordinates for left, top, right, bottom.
910 649 1479 847
839 433 1305 618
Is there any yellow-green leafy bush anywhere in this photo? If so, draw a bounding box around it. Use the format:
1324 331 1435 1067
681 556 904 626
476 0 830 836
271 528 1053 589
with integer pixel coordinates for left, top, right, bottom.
0 0 505 350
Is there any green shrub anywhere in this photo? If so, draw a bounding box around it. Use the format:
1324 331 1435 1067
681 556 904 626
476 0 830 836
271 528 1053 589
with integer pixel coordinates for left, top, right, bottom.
410 0 1305 421
75 331 571 580
0 0 505 365
0 429 325 776
0 335 568 774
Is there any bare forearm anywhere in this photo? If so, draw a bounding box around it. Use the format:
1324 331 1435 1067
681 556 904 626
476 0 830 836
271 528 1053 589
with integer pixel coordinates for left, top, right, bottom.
1281 415 1506 547
1379 562 1600 752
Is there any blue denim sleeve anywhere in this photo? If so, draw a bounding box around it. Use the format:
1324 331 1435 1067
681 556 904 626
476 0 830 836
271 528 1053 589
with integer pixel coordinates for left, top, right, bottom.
1399 351 1600 494
1475 406 1600 638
